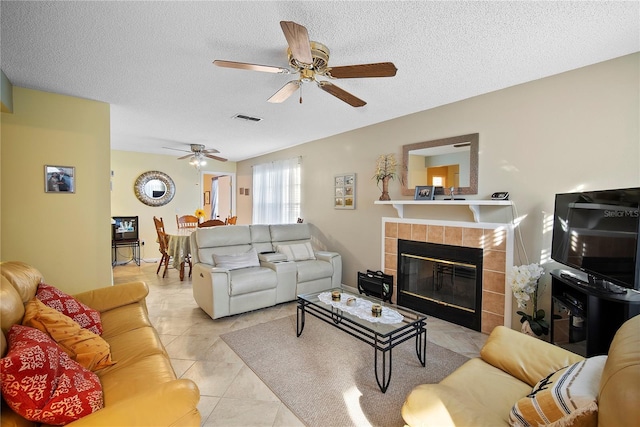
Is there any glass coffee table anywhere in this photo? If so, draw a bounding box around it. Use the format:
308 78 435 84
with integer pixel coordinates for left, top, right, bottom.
296 288 427 393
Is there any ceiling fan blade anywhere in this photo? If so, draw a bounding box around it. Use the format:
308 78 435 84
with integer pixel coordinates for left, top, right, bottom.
163 146 191 153
280 21 313 65
267 80 301 103
317 81 366 107
327 62 398 79
177 154 193 160
213 60 290 74
204 154 228 162
202 148 220 154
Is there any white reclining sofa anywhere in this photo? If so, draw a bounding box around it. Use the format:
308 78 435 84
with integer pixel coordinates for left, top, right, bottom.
190 223 342 319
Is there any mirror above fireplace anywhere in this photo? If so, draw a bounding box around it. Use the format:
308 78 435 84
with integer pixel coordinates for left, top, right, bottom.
401 133 478 196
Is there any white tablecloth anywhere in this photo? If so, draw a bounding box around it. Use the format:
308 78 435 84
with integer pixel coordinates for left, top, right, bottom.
317 292 404 324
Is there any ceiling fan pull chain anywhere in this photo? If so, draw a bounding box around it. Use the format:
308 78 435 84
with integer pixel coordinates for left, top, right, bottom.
299 84 303 104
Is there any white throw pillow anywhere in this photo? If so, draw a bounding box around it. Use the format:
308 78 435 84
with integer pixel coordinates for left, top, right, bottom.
276 242 316 261
212 248 260 270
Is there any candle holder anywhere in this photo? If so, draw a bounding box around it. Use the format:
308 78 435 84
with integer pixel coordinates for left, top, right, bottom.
371 303 382 317
331 291 341 301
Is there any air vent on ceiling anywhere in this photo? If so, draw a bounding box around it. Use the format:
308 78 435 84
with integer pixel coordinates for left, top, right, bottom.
233 114 263 123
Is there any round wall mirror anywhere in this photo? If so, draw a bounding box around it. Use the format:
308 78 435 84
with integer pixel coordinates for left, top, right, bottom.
134 171 175 206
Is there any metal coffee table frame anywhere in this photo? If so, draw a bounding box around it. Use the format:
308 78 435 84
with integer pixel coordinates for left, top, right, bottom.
296 288 427 393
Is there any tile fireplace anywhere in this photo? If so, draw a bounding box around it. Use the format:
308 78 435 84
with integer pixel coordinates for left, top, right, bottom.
382 218 514 334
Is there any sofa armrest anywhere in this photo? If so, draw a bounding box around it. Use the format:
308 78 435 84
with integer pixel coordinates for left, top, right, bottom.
315 251 339 261
259 252 288 263
68 379 200 426
73 281 149 313
315 252 342 288
480 326 584 387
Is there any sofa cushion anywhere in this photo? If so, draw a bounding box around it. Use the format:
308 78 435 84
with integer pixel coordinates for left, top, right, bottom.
36 282 103 335
509 355 606 427
270 223 311 242
22 298 115 371
0 325 103 425
403 358 532 427
213 249 260 270
296 260 334 283
276 242 316 261
229 267 277 296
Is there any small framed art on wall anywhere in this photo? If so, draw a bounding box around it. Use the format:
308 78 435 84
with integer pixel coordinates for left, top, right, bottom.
334 173 356 209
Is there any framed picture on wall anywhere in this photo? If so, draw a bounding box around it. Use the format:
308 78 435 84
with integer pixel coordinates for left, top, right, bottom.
414 185 435 200
334 173 356 209
45 165 75 193
204 191 211 205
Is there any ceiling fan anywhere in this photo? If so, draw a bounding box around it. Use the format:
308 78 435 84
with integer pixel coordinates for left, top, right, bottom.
213 21 397 107
164 144 228 167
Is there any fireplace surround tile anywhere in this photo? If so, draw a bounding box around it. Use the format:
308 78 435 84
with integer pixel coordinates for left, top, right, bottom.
444 226 463 246
411 224 427 241
385 222 398 238
398 223 412 240
384 237 397 254
462 227 484 248
427 225 444 243
483 250 506 273
483 270 506 293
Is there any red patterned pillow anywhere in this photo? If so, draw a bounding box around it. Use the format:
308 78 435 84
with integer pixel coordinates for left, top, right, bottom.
36 283 103 335
0 325 104 424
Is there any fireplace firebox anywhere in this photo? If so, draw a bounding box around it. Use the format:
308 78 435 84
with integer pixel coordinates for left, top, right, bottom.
397 239 483 331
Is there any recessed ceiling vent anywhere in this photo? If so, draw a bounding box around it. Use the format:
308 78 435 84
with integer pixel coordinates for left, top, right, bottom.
233 114 263 123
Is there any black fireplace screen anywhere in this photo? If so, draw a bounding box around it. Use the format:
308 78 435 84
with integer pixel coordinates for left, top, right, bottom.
401 254 477 313
398 239 483 331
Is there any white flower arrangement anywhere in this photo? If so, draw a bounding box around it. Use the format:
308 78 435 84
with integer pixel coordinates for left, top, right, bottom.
508 263 548 336
509 263 544 309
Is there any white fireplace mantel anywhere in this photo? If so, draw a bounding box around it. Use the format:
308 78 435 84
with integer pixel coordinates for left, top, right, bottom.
374 199 513 222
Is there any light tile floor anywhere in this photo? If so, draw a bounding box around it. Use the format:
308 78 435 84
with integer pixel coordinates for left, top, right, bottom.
112 261 487 426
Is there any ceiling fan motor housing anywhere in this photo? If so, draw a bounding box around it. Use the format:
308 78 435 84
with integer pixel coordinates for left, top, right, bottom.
288 41 330 74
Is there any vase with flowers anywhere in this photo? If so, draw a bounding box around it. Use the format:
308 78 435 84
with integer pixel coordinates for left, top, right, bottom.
509 263 549 336
194 208 206 222
373 154 399 201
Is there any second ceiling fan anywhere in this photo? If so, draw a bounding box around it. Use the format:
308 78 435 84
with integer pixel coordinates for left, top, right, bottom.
213 21 397 107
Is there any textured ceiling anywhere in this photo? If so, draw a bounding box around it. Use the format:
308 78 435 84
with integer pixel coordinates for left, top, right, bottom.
1 1 638 162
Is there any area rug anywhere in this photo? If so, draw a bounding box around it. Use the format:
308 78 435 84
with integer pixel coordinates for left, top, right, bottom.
220 315 469 427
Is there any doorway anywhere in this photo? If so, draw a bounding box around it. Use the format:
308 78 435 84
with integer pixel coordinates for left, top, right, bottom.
201 172 236 222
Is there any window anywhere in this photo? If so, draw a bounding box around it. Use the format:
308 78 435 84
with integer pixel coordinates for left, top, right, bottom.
252 157 301 224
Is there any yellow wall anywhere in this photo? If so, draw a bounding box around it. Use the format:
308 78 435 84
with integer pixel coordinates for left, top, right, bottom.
237 53 640 328
110 150 235 262
1 87 112 293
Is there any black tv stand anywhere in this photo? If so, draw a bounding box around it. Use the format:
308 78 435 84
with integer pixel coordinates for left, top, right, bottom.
112 239 140 267
559 272 627 295
551 269 640 356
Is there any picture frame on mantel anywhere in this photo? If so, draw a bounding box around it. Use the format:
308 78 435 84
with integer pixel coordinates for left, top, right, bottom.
414 185 435 200
334 173 356 209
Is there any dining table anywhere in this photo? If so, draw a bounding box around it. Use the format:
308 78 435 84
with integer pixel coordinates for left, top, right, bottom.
166 228 193 281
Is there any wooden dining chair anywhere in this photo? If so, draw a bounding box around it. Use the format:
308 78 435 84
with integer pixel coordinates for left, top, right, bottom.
153 216 171 277
225 216 238 225
176 215 199 230
198 219 226 227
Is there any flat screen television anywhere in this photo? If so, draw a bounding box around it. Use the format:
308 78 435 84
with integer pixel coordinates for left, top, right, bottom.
112 216 139 242
551 187 640 291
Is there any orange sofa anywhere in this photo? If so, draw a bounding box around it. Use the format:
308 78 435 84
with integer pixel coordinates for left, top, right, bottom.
1 261 201 427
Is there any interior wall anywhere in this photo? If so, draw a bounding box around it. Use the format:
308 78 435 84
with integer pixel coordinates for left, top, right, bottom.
110 151 236 262
236 53 639 329
1 87 112 293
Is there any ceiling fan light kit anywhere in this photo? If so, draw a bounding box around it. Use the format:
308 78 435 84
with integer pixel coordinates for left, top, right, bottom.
163 143 228 167
213 21 397 107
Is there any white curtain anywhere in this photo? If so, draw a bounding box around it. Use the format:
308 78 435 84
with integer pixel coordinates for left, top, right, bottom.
210 177 219 219
252 157 300 224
